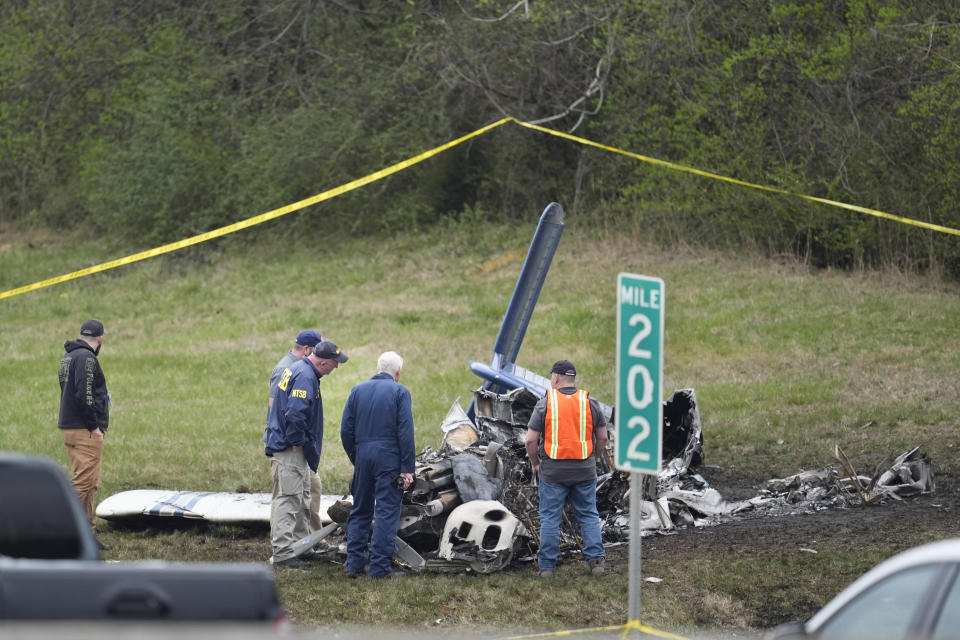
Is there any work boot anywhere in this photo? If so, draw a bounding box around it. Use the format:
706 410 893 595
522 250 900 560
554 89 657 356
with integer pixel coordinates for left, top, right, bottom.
274 557 309 569
301 547 325 561
371 571 405 579
538 569 554 578
587 558 605 576
346 564 368 579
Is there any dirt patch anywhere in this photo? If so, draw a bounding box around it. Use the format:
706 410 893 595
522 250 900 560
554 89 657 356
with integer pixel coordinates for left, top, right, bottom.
101 468 957 634
639 471 958 556
602 469 960 631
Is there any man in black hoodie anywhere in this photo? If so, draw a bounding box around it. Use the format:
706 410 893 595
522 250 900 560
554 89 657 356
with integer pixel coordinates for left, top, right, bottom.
58 319 110 544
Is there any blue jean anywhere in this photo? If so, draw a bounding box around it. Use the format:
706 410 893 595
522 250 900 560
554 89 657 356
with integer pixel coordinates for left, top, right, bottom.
537 478 604 571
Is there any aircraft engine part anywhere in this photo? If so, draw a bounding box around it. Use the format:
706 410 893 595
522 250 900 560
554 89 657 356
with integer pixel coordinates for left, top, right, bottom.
438 500 527 574
483 441 504 479
424 499 444 517
474 387 539 426
412 460 455 495
472 386 539 446
436 490 462 513
397 505 446 548
473 417 524 446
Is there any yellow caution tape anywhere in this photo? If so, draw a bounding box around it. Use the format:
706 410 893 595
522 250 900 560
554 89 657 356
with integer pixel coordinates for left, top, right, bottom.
2 115 957 302
0 117 513 301
619 619 692 640
512 119 960 237
499 620 690 640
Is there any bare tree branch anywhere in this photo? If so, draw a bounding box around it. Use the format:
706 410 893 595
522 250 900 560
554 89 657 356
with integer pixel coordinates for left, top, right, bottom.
528 53 608 133
454 0 528 23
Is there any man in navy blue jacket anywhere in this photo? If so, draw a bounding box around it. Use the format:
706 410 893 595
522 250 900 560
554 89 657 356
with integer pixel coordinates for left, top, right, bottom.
340 351 415 578
265 340 348 568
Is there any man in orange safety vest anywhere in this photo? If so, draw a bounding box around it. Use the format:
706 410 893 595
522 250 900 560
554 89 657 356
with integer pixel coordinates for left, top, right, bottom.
525 359 609 578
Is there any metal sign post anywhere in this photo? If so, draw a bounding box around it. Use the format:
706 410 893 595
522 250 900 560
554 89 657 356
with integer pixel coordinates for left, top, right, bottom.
615 273 664 621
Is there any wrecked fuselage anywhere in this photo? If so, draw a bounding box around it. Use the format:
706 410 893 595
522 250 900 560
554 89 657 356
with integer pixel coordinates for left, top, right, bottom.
316 386 935 574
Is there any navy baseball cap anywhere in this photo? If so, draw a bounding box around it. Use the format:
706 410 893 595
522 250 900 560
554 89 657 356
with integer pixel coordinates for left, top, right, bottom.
80 319 105 337
314 340 348 363
549 360 576 377
295 330 323 347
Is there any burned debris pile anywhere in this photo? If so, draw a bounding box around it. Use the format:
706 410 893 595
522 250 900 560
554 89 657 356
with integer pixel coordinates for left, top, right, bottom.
318 386 935 574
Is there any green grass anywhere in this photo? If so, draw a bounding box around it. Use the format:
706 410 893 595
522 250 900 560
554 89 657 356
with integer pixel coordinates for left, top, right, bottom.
1 220 958 635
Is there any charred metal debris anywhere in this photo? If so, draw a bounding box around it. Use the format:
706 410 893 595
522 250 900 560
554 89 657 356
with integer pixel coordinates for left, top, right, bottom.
315 387 935 574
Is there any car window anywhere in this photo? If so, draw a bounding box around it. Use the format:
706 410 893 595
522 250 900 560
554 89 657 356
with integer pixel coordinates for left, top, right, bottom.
931 568 960 640
0 463 88 559
818 564 942 640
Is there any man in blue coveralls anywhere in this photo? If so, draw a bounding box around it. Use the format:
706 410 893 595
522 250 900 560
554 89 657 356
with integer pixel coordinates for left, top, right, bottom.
265 340 348 568
340 351 415 579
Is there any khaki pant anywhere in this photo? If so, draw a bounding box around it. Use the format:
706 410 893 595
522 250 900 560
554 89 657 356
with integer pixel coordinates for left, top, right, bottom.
61 428 104 525
309 472 324 532
268 463 323 539
270 448 310 562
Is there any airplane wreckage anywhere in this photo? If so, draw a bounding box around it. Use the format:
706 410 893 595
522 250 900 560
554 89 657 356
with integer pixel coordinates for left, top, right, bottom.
96 203 936 574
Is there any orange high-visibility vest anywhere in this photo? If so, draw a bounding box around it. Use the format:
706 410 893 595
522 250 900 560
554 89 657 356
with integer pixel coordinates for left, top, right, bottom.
544 388 594 460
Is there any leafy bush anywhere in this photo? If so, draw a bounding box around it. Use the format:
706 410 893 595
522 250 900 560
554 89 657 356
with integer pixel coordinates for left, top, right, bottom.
1 0 958 275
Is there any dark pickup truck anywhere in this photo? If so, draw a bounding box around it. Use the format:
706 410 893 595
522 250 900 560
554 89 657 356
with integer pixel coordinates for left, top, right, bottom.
0 451 285 623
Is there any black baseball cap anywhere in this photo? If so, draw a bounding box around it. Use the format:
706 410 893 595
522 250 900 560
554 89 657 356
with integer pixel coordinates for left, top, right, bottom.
80 319 105 337
314 340 348 363
549 360 576 377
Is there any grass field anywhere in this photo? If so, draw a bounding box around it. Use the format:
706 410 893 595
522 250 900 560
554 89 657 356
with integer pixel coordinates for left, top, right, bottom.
1 218 958 636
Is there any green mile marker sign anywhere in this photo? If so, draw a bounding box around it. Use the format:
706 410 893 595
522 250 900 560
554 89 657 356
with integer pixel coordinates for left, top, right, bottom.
615 273 664 474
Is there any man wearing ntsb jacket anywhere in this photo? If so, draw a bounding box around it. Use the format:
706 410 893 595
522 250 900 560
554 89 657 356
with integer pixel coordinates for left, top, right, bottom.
265 340 347 568
525 359 608 578
264 329 326 533
340 351 415 579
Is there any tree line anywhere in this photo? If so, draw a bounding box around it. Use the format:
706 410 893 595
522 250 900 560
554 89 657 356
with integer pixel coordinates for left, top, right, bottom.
2 0 958 275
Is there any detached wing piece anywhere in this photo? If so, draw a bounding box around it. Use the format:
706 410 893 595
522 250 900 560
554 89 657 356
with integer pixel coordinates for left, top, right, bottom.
96 490 269 522
96 489 343 525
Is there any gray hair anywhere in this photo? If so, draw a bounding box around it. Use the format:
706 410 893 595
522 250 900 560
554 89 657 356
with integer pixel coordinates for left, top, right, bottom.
377 351 403 376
